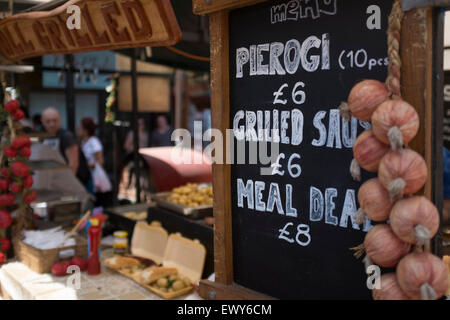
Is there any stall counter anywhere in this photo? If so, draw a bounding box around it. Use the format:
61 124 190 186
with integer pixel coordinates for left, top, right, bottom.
0 248 203 300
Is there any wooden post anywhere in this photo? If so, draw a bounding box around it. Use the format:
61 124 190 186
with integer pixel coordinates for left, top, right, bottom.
174 70 184 130
65 54 75 133
432 9 445 255
209 10 233 286
401 7 444 256
131 48 141 203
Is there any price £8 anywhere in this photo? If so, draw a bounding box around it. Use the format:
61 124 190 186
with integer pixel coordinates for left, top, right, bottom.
278 222 311 247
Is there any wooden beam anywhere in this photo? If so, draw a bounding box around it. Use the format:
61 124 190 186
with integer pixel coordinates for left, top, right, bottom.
193 0 266 15
430 8 445 255
199 280 275 300
401 7 433 198
0 0 182 62
207 10 234 286
401 7 443 256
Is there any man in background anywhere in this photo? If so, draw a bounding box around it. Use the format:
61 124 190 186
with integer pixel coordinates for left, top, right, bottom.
41 107 91 187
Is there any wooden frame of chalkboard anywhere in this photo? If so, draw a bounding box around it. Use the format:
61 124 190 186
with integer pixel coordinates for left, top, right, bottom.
193 0 444 300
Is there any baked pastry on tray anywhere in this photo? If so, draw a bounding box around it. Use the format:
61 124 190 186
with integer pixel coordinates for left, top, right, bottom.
105 255 141 270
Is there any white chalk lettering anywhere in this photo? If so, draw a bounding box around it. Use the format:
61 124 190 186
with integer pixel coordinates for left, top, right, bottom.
237 179 254 209
236 35 330 78
255 181 266 212
339 189 360 230
270 0 337 24
310 186 324 221
267 183 284 214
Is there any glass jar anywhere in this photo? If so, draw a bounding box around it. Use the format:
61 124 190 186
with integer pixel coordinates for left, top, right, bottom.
113 231 128 254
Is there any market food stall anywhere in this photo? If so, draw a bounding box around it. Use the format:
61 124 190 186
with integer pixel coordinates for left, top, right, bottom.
0 0 216 301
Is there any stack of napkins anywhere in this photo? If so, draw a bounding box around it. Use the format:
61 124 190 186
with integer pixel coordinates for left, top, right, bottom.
22 227 75 250
0 262 77 300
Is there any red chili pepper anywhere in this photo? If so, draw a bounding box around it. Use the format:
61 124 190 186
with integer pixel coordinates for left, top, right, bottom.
0 168 10 179
4 146 17 158
0 194 15 207
9 181 21 194
0 210 12 229
13 109 25 120
23 175 33 189
24 190 37 204
12 136 31 149
0 179 9 191
19 147 31 158
0 237 10 252
11 161 29 178
51 262 70 276
0 252 5 265
70 256 88 271
4 100 19 113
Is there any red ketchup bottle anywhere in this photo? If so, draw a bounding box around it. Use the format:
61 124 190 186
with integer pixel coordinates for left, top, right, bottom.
87 218 101 275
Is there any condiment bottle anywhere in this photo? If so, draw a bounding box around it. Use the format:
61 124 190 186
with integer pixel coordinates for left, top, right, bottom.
113 231 128 255
87 218 101 275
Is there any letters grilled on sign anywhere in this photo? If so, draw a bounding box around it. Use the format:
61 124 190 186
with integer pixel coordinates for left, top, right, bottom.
0 0 181 61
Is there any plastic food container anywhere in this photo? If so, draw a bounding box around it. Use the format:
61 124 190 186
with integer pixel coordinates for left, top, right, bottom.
105 221 206 299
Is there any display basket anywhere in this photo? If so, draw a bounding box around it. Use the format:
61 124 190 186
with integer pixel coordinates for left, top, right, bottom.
13 234 88 274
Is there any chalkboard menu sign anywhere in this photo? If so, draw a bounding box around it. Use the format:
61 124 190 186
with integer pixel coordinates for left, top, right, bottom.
229 0 393 299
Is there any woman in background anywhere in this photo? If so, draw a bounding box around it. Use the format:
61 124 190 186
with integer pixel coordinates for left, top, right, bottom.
78 118 113 207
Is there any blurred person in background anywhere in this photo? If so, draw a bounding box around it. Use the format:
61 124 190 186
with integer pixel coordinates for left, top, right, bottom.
42 107 91 187
120 117 151 199
42 107 79 174
124 118 149 154
78 117 113 207
151 114 172 147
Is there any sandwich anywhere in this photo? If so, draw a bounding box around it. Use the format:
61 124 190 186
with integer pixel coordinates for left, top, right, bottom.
139 266 178 285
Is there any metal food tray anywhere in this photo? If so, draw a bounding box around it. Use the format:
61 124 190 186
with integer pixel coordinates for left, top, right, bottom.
104 203 154 239
151 192 213 219
107 203 154 219
29 160 69 171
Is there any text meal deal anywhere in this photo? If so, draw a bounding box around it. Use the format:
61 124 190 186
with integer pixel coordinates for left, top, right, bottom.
229 0 393 299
